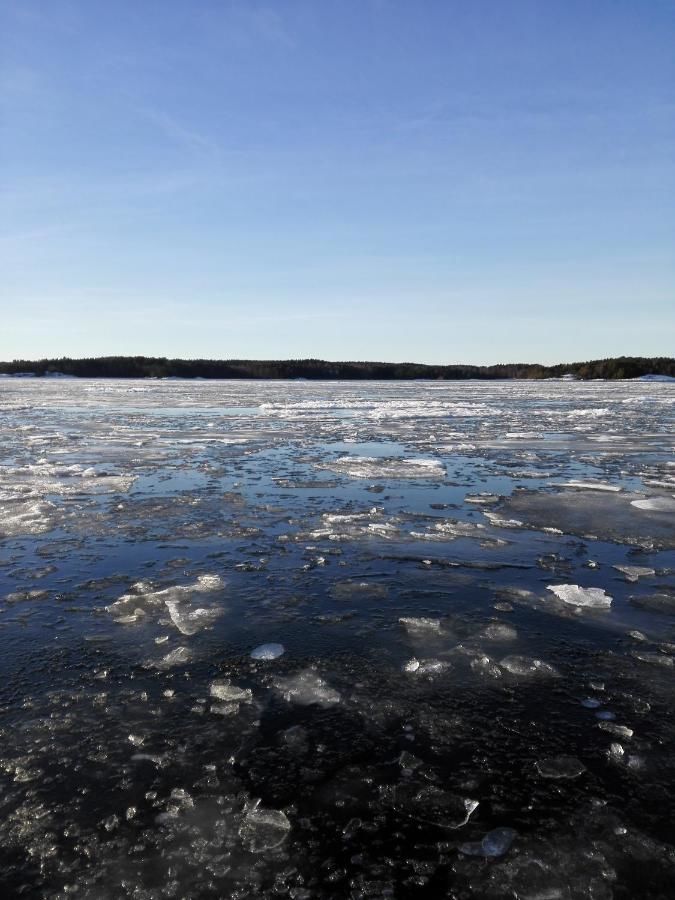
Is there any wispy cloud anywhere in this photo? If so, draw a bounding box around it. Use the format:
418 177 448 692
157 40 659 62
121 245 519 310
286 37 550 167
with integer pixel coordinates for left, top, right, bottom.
139 107 221 159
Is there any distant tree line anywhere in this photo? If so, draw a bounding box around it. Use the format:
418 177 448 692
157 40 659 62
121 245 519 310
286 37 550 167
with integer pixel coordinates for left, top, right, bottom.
0 355 673 380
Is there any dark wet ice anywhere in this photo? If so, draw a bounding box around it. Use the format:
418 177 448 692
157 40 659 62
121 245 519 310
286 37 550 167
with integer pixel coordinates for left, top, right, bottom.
0 378 674 898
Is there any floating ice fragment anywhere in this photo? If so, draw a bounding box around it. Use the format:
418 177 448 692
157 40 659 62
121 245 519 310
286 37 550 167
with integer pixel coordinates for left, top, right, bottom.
148 646 192 669
210 702 240 716
613 565 655 582
628 630 647 641
165 599 222 635
559 481 621 492
251 642 285 660
631 497 675 512
273 669 341 707
239 801 291 853
319 456 446 480
547 584 612 609
392 784 478 829
481 623 518 641
459 826 518 857
399 616 442 634
631 650 674 667
209 680 252 702
536 756 586 779
499 655 558 677
598 722 633 739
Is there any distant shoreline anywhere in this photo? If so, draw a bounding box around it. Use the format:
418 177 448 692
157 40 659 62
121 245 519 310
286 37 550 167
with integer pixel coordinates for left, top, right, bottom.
0 355 673 381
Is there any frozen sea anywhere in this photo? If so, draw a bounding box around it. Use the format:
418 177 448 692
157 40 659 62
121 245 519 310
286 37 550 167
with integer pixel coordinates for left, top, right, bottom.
1 377 674 899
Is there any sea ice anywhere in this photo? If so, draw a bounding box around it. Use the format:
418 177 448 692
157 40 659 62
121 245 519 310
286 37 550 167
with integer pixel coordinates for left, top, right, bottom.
251 642 285 660
273 669 341 707
631 497 675 512
148 646 192 669
165 599 222 635
613 565 655 582
239 801 291 853
499 656 558 677
399 616 443 634
392 784 479 829
318 456 446 480
547 584 612 609
209 679 253 702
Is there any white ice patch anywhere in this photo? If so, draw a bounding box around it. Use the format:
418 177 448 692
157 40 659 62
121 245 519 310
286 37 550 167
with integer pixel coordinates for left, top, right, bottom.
613 565 655 582
273 669 341 707
108 575 225 633
631 497 675 512
499 655 558 677
558 481 621 492
399 616 443 634
547 584 612 609
250 643 285 660
318 456 446 480
239 801 291 853
209 680 253 702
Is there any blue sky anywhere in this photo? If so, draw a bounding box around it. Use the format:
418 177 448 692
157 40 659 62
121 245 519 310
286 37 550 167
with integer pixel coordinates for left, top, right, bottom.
1 0 673 364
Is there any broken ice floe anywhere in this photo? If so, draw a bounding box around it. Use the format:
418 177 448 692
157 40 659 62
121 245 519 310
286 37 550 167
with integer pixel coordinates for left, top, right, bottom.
107 575 225 633
250 642 285 660
239 801 291 853
613 565 655 582
209 679 253 703
273 669 341 707
391 784 479 829
499 656 558 677
399 616 443 634
145 646 192 669
403 657 451 676
546 584 612 609
317 456 446 480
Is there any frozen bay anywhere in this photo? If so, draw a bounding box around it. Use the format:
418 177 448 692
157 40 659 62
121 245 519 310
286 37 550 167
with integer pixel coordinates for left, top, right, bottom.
1 377 674 897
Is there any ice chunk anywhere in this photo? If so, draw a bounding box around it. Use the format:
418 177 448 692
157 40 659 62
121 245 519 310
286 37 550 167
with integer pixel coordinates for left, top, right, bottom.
399 616 442 634
559 481 621 492
239 801 291 852
547 584 612 609
210 702 240 716
459 826 518 857
631 650 674 667
209 679 252 702
536 756 586 779
631 497 675 512
273 669 341 707
165 599 222 635
251 642 285 660
147 646 192 669
392 784 478 829
598 722 633 739
613 565 655 582
319 455 446 480
499 655 558 677
481 623 518 641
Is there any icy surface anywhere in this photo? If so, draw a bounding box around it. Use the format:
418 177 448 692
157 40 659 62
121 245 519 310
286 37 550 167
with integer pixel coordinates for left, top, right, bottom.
0 377 673 897
547 584 613 609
